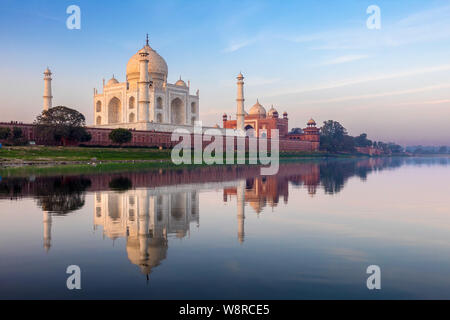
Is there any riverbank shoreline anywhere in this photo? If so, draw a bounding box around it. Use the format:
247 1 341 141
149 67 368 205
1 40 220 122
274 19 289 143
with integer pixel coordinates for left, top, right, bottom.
0 145 409 171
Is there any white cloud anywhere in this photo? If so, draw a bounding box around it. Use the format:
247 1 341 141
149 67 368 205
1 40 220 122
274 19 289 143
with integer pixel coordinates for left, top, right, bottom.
224 38 258 53
265 64 450 97
294 83 450 105
320 54 369 66
284 5 450 51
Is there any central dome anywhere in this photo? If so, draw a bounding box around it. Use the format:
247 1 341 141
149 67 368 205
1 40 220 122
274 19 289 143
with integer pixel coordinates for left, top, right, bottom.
126 44 168 83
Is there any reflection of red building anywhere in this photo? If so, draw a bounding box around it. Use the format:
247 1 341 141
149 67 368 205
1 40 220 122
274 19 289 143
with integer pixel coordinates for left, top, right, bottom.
223 162 321 214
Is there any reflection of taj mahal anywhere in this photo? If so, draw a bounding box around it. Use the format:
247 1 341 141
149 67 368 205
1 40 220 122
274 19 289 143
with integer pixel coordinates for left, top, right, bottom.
93 35 200 131
33 163 324 278
94 189 199 276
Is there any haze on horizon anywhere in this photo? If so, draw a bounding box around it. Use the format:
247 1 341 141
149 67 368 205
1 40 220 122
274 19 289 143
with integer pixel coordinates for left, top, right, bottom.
0 0 449 146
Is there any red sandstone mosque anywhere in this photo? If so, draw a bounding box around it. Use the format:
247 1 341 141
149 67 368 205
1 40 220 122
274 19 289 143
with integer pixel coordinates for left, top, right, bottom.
222 72 320 148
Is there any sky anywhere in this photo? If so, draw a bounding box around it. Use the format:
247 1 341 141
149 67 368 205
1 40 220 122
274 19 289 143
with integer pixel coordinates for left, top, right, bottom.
0 0 449 146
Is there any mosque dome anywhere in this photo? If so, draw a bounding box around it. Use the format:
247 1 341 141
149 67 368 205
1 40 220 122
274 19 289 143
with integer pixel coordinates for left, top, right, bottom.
106 76 119 86
175 78 187 87
249 99 266 117
307 118 316 126
126 43 168 82
268 105 278 117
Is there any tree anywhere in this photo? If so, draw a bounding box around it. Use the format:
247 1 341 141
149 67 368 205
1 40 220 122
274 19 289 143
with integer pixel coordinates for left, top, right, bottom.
387 143 403 154
320 120 355 153
290 128 303 134
10 127 28 146
354 133 373 147
35 106 91 145
109 128 132 145
439 146 448 154
0 127 11 140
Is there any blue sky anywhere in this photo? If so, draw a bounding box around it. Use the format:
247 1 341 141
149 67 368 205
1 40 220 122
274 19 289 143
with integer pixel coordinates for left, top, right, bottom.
0 0 449 145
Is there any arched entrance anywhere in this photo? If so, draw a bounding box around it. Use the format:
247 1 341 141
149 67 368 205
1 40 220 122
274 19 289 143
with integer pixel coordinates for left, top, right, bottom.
108 97 122 124
171 98 185 125
245 124 255 137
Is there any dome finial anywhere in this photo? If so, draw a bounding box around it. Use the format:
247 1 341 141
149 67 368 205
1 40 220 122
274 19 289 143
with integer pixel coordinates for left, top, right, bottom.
146 33 149 46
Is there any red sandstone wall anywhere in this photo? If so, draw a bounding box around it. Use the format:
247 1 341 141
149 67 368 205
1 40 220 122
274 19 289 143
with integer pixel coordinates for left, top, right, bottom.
0 122 319 152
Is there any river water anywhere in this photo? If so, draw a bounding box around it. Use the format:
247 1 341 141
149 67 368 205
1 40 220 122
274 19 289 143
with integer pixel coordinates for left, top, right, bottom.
0 157 449 299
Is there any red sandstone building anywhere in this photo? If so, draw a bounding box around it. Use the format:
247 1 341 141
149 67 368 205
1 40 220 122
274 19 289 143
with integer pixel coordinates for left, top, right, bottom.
222 100 320 150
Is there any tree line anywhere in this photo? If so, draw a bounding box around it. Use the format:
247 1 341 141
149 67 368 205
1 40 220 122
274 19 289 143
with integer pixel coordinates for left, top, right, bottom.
319 120 403 154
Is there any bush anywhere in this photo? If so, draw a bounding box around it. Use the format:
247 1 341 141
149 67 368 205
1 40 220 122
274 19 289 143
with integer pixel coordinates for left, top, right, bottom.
109 128 132 145
0 127 11 140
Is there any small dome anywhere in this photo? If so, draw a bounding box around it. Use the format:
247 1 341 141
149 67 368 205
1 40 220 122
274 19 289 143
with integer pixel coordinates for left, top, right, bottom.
249 99 266 117
307 118 316 126
268 105 278 117
213 124 220 128
44 67 52 75
237 72 244 80
106 76 119 86
175 78 187 87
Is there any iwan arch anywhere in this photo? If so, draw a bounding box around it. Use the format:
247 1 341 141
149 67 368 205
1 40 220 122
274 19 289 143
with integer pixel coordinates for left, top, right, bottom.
93 36 200 131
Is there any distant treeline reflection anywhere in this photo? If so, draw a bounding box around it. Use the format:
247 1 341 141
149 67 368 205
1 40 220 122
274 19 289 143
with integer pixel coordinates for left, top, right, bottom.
0 157 447 214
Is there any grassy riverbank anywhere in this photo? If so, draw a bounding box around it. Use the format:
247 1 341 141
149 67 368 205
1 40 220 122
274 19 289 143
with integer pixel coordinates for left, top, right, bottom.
0 146 172 162
0 146 336 164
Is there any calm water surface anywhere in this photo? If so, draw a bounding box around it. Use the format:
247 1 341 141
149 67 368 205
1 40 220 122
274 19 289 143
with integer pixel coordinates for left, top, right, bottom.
0 157 449 299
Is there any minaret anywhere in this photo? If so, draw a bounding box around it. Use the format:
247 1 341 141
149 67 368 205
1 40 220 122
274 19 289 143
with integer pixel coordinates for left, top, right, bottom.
43 211 52 252
237 180 246 244
236 72 245 133
138 48 150 123
43 67 53 111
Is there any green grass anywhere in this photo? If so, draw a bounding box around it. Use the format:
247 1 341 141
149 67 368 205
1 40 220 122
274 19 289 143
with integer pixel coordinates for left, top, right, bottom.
0 161 183 177
0 146 334 163
0 146 172 162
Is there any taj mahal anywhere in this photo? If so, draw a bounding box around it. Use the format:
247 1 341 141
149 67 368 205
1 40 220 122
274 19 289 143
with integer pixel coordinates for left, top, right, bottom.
27 35 321 151
93 35 200 131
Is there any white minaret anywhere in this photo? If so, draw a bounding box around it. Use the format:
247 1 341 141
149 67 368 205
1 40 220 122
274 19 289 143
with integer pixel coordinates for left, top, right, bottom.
138 48 150 123
237 180 246 244
43 67 53 111
236 72 245 133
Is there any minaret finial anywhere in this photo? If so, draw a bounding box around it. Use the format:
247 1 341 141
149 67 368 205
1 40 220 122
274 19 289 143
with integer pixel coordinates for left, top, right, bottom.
146 33 149 46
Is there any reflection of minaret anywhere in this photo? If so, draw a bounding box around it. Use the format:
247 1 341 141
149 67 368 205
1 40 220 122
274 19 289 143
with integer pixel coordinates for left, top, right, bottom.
43 211 52 252
138 190 150 272
237 180 246 244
